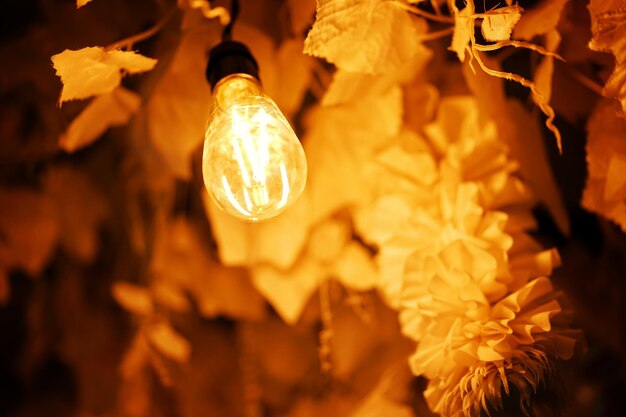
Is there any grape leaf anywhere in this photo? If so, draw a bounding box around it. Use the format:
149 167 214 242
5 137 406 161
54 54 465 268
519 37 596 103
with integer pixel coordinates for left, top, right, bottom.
588 0 626 115
60 87 141 152
151 218 267 320
304 0 427 74
52 47 156 104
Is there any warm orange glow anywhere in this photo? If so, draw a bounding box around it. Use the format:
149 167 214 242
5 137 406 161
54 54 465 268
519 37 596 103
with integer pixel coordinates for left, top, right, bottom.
202 74 307 222
4 1 625 417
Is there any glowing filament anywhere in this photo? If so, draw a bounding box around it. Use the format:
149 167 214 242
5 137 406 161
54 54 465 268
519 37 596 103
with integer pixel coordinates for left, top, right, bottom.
202 74 307 222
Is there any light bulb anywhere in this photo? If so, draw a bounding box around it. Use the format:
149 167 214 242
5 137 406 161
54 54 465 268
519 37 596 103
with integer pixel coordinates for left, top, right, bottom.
202 73 307 222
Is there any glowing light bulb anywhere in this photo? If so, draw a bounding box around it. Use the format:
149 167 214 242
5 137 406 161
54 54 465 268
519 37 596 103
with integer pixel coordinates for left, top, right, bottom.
202 73 307 222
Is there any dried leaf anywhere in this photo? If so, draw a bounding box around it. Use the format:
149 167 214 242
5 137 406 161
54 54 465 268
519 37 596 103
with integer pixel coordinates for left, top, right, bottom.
582 99 626 232
120 332 150 380
248 218 374 324
203 190 311 271
463 58 570 235
0 189 59 275
404 82 439 131
147 24 216 179
450 4 472 62
111 282 154 316
354 195 414 247
304 0 428 74
43 166 108 262
322 50 431 106
588 0 626 115
287 0 317 35
331 242 378 291
150 281 191 314
513 0 569 40
145 321 191 363
533 30 561 107
59 87 141 152
271 38 312 116
51 47 156 103
251 257 324 325
305 86 403 224
306 218 350 263
151 218 266 320
481 5 523 42
449 1 564 150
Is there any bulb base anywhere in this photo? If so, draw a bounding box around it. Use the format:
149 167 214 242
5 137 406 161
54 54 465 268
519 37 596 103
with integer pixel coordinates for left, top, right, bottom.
206 41 259 89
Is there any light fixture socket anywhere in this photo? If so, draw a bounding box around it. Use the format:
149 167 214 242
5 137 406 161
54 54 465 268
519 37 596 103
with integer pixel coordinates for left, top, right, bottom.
205 41 259 90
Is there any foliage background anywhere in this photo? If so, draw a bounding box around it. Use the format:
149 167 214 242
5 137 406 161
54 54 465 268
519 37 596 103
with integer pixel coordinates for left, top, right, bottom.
1 1 625 417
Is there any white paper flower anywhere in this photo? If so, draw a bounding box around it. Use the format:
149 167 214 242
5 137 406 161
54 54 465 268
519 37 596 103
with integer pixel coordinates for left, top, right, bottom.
400 244 582 417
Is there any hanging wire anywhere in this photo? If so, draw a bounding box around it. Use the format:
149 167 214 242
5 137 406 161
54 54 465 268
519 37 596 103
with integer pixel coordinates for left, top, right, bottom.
222 0 239 41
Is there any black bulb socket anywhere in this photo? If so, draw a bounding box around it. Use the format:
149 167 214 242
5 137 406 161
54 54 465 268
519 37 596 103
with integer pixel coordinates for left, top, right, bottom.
205 41 259 90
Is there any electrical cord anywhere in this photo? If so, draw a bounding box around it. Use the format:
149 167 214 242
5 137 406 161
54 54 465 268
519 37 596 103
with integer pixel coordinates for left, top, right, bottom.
222 0 239 41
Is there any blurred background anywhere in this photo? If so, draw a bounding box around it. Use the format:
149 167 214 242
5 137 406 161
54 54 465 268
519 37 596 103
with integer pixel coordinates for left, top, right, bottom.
1 1 625 416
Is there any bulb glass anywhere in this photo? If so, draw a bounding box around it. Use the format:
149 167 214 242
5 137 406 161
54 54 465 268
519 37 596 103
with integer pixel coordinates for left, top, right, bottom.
202 74 307 221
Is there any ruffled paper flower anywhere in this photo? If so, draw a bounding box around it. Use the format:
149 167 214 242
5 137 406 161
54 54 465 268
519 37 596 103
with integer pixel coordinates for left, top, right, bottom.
424 96 529 210
400 243 582 416
358 180 515 307
353 96 541 309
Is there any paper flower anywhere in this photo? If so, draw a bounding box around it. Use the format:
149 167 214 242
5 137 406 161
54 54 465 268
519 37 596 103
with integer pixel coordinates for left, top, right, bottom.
357 179 514 307
424 96 530 210
400 244 581 417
